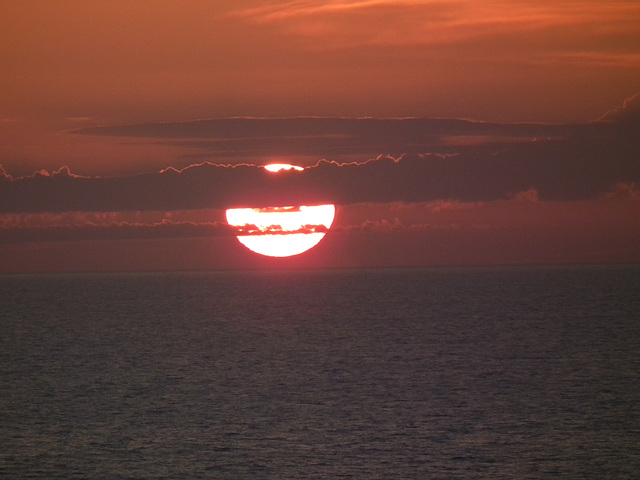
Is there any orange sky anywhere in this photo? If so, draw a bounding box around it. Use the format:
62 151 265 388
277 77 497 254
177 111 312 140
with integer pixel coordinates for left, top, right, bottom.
3 0 640 123
2 0 640 176
1 0 640 272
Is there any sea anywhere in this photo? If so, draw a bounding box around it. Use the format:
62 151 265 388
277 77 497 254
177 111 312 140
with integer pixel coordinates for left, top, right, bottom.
1 264 639 479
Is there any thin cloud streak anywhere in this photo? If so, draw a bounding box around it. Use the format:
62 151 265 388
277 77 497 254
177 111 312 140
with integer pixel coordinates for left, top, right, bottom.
230 0 640 60
0 208 225 229
69 116 572 162
0 221 234 244
3 194 638 245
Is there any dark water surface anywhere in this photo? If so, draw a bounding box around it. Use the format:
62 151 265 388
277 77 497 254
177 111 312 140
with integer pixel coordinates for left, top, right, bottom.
2 265 639 479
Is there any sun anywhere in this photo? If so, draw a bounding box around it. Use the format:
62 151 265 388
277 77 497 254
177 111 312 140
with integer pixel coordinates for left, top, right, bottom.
263 163 304 173
225 164 335 257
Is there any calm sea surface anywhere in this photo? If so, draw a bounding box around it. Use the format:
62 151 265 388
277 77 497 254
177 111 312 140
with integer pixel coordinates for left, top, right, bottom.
1 265 639 479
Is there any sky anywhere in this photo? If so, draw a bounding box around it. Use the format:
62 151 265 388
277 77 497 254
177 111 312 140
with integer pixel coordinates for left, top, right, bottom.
1 0 639 273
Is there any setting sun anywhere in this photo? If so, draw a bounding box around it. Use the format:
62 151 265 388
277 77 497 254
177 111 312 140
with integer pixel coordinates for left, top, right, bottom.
225 164 335 257
264 164 304 173
226 205 336 257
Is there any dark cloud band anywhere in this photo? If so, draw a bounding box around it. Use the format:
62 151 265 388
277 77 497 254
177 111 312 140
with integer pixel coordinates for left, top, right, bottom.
2 98 639 214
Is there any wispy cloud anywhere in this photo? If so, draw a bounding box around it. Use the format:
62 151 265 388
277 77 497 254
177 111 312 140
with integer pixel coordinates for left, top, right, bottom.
229 0 640 66
3 192 637 246
68 116 569 162
0 221 234 244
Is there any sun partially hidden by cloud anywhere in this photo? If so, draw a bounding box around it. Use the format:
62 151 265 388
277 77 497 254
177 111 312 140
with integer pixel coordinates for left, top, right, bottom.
226 204 335 257
223 163 336 257
264 163 305 172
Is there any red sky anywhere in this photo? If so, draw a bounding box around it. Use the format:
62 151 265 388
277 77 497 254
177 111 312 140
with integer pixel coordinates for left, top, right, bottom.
1 0 640 273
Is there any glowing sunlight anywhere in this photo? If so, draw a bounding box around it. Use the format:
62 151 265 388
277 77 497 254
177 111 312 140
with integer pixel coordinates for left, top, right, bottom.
264 163 304 172
226 164 335 257
226 205 336 257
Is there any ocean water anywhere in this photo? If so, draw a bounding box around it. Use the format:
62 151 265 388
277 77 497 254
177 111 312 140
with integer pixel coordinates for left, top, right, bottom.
1 265 639 479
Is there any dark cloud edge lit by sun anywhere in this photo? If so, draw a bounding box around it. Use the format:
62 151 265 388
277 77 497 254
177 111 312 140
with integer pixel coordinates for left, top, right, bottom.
0 94 639 270
3 94 639 209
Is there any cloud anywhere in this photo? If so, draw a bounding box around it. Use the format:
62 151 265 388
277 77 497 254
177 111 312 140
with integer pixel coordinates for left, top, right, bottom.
229 0 640 63
0 165 11 180
71 115 564 139
2 116 640 214
510 188 540 203
3 97 639 217
0 220 235 244
597 92 640 124
6 179 636 246
331 217 405 233
0 208 224 229
70 116 567 163
68 110 638 181
232 223 330 236
2 195 639 271
605 182 640 201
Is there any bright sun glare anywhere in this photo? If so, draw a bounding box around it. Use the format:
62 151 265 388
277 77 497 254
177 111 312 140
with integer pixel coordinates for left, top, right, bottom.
263 164 304 173
225 164 335 257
